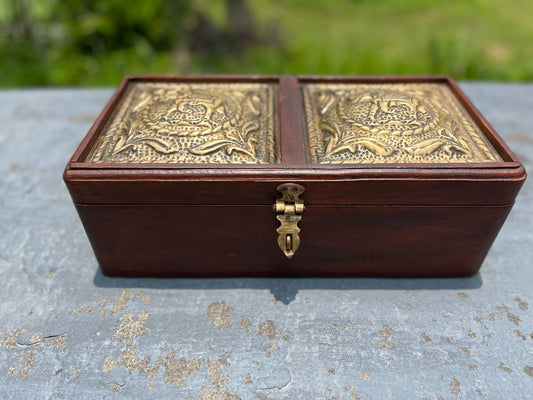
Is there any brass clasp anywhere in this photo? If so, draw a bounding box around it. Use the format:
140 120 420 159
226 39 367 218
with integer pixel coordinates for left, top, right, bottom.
274 183 305 259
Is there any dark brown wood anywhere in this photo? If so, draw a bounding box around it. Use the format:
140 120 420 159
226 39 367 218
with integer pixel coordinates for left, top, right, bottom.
63 75 527 277
76 203 511 277
64 167 525 206
279 75 307 163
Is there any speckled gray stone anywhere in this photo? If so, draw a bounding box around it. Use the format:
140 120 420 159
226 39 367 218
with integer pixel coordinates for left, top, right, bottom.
0 84 532 399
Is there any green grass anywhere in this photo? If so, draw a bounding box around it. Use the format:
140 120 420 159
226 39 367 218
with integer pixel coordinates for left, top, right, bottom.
197 0 533 79
1 0 533 86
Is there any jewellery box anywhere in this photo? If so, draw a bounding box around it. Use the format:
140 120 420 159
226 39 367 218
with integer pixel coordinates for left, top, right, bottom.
64 76 526 277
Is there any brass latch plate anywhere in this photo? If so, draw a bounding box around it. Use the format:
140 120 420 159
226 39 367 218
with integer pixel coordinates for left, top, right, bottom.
275 183 305 258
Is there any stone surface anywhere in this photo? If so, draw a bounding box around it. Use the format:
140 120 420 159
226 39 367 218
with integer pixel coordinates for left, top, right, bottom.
0 84 532 399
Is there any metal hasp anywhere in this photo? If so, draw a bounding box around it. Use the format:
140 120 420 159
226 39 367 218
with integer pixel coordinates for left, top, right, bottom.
275 183 305 259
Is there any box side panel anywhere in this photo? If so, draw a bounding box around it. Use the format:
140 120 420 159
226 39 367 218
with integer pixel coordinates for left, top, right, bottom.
75 203 512 277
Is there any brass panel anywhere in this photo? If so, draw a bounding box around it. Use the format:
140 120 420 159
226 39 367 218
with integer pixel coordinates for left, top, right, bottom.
88 82 278 164
302 83 502 164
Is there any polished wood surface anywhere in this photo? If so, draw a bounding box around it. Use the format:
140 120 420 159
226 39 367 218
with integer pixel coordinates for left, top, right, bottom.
76 204 511 277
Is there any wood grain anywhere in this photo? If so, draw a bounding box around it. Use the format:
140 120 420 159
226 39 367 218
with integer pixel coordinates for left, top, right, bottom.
76 203 511 277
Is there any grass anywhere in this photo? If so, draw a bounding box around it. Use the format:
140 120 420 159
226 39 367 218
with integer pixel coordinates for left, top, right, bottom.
196 0 533 79
1 0 532 86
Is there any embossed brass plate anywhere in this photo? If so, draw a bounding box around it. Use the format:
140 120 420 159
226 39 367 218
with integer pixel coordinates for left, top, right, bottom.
303 83 502 164
275 183 305 259
88 82 278 164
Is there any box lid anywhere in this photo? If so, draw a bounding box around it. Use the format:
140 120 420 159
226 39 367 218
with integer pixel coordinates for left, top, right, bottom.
64 76 526 206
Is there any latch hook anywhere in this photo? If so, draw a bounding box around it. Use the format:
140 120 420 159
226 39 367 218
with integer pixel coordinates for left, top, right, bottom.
274 183 305 258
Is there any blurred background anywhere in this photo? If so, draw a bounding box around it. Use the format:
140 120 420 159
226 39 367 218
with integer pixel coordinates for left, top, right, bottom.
1 0 532 86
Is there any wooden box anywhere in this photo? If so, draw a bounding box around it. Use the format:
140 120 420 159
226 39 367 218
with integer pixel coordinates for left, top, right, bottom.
63 76 526 277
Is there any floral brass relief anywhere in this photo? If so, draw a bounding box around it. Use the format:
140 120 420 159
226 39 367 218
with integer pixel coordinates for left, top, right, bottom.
303 83 502 163
88 82 278 163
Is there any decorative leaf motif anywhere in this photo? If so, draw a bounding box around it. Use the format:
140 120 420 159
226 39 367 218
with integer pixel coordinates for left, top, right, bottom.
140 138 178 154
325 137 335 156
442 144 472 156
246 94 261 115
111 136 133 155
225 145 256 158
112 136 178 155
442 127 458 142
405 136 473 157
131 93 151 113
404 138 444 156
225 129 240 142
237 121 259 144
318 91 336 115
322 121 342 142
351 138 395 156
154 127 173 136
328 137 394 157
321 121 341 156
243 121 260 136
458 137 472 153
327 143 354 156
189 139 234 156
189 138 259 160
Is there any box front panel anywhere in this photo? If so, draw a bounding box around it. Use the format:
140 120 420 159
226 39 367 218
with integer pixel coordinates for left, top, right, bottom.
76 203 511 277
